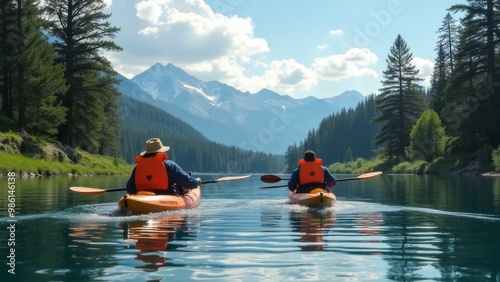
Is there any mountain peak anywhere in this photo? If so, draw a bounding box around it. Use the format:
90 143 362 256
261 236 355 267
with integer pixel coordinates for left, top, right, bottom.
143 62 196 82
122 63 365 153
322 90 364 105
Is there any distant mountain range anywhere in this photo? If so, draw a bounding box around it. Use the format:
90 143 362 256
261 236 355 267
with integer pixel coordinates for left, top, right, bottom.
117 63 365 154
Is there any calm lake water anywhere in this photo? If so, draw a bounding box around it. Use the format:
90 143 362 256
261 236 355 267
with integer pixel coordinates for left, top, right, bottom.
1 173 500 281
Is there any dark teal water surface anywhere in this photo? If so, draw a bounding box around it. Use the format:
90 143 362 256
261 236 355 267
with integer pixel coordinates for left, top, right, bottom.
1 174 499 281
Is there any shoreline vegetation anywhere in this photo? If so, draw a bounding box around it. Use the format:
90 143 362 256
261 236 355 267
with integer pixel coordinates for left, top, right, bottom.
328 156 500 177
0 131 133 177
1 131 499 178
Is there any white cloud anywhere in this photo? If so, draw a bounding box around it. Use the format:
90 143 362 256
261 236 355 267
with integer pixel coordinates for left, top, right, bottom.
313 48 378 81
135 0 164 25
106 1 379 98
103 0 113 7
187 58 318 97
317 44 330 50
263 59 318 92
329 29 343 36
138 26 159 36
133 0 268 63
412 57 434 88
106 0 269 81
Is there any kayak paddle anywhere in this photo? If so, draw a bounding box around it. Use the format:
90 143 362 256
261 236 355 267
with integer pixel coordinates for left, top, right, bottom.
70 174 252 195
260 171 383 189
260 174 290 183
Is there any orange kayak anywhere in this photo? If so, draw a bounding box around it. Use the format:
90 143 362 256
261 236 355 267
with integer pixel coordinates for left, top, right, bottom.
118 186 201 215
289 188 336 208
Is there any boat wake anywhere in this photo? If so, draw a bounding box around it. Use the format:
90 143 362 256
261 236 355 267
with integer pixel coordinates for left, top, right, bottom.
1 199 498 223
0 203 203 223
199 198 500 222
335 200 500 222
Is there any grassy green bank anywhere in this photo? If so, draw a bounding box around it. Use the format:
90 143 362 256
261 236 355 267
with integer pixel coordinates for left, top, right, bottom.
0 131 133 176
2 130 499 177
328 152 500 176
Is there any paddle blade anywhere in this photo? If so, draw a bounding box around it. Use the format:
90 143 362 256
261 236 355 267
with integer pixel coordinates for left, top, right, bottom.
260 175 285 183
214 174 251 182
202 174 252 184
69 187 107 195
356 171 383 180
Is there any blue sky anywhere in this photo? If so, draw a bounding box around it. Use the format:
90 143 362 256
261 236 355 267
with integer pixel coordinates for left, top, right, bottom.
103 0 466 99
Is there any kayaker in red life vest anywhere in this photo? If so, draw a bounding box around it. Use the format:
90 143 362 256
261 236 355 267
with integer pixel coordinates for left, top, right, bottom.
126 138 201 195
288 150 337 193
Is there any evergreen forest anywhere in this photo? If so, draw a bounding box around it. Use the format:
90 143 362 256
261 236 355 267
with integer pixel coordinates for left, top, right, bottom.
286 2 500 173
119 95 282 173
1 0 500 174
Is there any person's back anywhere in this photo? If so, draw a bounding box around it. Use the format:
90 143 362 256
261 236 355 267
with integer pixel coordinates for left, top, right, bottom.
126 138 201 194
288 150 336 193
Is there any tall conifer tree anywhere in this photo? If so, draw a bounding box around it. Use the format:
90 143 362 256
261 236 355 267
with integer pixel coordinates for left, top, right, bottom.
45 0 122 152
437 13 459 76
430 42 449 114
373 35 426 160
1 0 67 135
444 0 500 150
0 0 17 119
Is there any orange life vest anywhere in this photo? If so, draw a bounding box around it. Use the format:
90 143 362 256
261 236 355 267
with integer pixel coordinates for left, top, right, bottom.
134 153 169 192
298 158 325 185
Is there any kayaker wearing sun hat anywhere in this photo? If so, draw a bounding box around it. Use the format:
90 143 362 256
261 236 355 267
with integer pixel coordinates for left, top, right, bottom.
288 150 337 193
126 138 201 195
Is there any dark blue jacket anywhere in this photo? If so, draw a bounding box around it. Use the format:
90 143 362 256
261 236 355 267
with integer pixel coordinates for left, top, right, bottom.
126 160 198 194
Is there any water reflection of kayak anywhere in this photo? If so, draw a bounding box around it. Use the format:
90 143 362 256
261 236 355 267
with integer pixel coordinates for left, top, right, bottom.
289 188 336 208
290 210 336 251
118 187 201 215
121 214 200 271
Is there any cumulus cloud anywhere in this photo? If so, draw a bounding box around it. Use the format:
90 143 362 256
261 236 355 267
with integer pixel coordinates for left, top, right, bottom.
133 0 268 63
106 1 381 98
313 48 378 81
263 59 318 92
329 29 343 36
412 57 434 87
103 0 113 7
135 1 164 25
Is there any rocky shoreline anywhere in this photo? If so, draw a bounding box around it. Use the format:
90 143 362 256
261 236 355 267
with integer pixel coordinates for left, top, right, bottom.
481 172 500 177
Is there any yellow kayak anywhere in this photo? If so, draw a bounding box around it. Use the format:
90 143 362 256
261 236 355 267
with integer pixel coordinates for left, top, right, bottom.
118 186 201 215
289 188 336 208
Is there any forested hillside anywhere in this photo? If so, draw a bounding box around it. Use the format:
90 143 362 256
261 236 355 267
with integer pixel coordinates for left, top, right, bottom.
2 1 499 175
119 95 283 173
0 0 121 155
287 2 500 174
284 95 379 172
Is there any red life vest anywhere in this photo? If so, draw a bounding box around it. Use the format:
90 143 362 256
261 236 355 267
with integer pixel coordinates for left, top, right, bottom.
134 153 169 192
298 158 325 185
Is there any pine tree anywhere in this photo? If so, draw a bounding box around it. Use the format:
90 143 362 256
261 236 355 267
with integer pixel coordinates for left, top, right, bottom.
24 31 67 136
44 0 122 149
444 0 500 150
287 95 378 168
436 13 459 76
0 0 67 135
71 70 120 154
429 42 449 114
0 0 17 119
373 34 426 160
285 143 299 173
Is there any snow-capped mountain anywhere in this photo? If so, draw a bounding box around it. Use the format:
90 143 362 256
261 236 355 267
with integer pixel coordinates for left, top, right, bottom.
118 63 365 154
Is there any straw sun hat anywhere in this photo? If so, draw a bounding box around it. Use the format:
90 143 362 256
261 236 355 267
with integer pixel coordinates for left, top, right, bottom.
140 138 170 156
